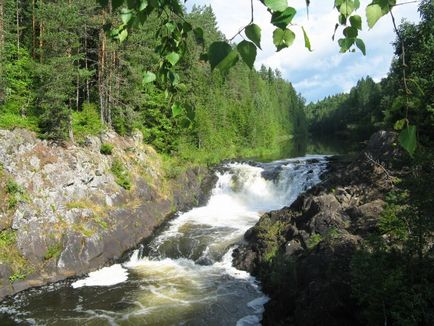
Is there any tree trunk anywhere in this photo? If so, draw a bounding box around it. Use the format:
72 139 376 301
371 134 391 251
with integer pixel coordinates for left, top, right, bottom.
0 0 4 50
98 27 106 125
84 24 90 103
16 0 20 52
39 0 43 63
32 0 36 58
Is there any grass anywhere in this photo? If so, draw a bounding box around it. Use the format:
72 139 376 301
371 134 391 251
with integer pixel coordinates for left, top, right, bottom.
5 178 29 209
100 143 114 155
0 113 40 132
0 229 32 283
111 159 132 190
44 243 63 260
307 233 323 249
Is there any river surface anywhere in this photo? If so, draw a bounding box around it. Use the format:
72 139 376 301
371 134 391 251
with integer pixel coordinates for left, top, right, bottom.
0 156 328 325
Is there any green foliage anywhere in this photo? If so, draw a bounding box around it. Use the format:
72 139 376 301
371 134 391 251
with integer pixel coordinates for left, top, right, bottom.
44 243 63 261
5 179 26 209
111 159 132 190
72 103 103 141
307 233 322 249
100 143 114 155
351 148 434 325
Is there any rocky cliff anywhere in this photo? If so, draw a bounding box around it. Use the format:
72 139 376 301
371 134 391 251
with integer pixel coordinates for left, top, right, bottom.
233 131 406 325
0 128 210 299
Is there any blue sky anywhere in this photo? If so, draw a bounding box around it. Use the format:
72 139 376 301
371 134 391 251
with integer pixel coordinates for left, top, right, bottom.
185 0 421 103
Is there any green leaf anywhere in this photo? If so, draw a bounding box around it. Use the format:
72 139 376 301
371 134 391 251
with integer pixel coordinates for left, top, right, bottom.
245 24 262 49
349 15 362 30
237 41 257 69
354 0 360 10
355 38 366 55
302 26 312 51
120 9 133 25
142 71 156 84
394 118 406 131
215 50 239 73
273 28 295 51
171 102 183 118
339 1 355 17
139 0 148 11
118 29 128 43
208 42 233 71
399 125 417 157
193 27 204 44
264 0 288 12
343 26 358 38
166 52 180 66
271 7 296 29
338 37 355 52
366 4 383 28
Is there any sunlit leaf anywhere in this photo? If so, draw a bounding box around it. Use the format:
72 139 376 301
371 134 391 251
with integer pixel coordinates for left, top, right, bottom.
166 52 180 66
394 118 406 131
118 29 128 42
143 71 156 84
171 102 183 118
121 9 133 25
366 4 383 28
139 0 148 11
264 0 288 12
339 1 354 17
302 26 312 51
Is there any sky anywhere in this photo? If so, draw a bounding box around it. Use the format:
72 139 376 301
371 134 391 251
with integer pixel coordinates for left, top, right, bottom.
185 0 421 103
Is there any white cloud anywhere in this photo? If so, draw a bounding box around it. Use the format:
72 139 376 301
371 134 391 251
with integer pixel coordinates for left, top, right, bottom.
186 0 421 102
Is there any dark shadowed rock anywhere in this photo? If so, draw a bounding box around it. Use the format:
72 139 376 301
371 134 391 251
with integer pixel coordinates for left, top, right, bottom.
233 131 402 325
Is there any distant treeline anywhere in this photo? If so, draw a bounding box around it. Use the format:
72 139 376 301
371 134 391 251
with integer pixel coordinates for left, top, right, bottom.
305 0 433 146
0 1 306 162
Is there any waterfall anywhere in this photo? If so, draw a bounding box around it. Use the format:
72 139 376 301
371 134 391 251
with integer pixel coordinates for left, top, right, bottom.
0 156 328 326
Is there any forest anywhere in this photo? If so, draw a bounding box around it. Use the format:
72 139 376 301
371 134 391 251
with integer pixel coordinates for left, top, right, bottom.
305 1 433 149
0 1 306 164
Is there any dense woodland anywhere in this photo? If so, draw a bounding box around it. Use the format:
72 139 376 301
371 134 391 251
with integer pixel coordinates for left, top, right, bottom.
0 1 306 163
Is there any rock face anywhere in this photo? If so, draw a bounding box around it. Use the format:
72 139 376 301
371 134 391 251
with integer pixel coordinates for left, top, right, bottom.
0 129 210 300
233 131 404 326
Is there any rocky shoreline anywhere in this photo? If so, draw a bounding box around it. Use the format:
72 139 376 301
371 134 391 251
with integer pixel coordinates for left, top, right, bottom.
233 131 406 325
0 129 212 300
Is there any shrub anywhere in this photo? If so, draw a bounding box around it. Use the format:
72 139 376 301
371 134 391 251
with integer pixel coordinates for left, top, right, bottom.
44 243 63 260
100 143 114 155
111 159 132 190
72 103 103 141
307 233 322 249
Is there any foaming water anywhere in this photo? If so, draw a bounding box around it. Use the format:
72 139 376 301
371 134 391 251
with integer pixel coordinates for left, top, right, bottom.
0 156 328 325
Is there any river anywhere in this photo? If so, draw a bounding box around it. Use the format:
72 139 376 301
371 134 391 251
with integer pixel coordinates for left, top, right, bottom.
0 156 328 325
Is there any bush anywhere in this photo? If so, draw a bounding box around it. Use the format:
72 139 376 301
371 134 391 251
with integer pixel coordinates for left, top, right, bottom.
72 103 103 141
111 159 132 190
100 143 114 155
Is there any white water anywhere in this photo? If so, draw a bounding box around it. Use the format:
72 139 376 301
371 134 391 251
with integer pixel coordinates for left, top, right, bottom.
1 156 328 325
71 156 328 325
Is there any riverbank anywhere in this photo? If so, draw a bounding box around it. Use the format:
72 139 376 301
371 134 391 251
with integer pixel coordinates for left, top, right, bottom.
233 131 411 325
0 128 213 300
